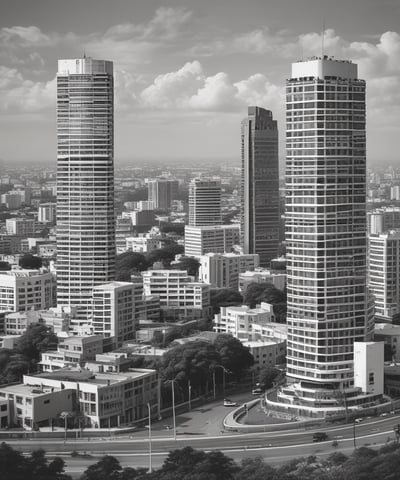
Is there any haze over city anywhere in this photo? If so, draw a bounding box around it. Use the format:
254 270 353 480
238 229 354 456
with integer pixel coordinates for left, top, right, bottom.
0 0 399 165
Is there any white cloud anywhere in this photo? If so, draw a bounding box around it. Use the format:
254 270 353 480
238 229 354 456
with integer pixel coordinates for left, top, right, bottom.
0 66 55 113
0 26 52 47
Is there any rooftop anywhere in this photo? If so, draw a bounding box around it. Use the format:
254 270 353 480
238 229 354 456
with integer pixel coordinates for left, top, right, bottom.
0 383 65 397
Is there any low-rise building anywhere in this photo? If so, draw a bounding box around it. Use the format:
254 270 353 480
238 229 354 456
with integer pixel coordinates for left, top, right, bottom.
23 368 160 428
243 339 286 370
199 252 259 290
5 218 35 236
375 323 400 362
0 383 74 429
4 310 41 335
239 268 286 293
125 235 160 253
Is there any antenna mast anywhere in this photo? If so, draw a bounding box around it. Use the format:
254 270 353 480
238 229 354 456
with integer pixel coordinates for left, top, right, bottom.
321 19 325 57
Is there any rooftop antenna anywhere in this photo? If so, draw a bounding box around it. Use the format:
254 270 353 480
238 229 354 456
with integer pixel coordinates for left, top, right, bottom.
321 18 325 58
83 48 86 59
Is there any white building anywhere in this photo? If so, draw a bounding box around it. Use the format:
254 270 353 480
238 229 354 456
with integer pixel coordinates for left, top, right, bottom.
354 342 384 395
184 224 240 257
147 178 178 210
38 203 57 223
368 207 400 235
368 231 400 322
92 282 136 347
142 270 211 322
188 177 222 226
239 268 286 293
39 335 107 372
1 193 22 210
6 218 35 236
199 252 259 290
243 340 286 370
56 58 115 317
277 57 376 415
0 269 56 314
23 368 160 428
4 310 41 335
125 235 160 253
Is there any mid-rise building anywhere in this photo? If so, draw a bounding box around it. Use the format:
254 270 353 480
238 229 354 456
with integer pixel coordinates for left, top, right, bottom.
92 282 136 347
1 193 22 210
38 203 57 224
6 218 35 236
0 269 56 314
199 252 259 290
56 57 115 316
142 270 211 322
375 323 400 363
184 224 240 257
188 178 222 226
368 207 400 235
125 235 160 254
368 231 400 322
147 178 178 210
241 107 280 267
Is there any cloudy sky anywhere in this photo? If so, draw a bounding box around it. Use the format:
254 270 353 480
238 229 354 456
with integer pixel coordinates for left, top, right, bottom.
0 0 399 165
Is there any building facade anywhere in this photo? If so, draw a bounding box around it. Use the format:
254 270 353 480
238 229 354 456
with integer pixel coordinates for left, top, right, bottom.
278 57 375 415
184 224 240 257
56 58 115 316
241 107 280 267
199 252 260 290
147 178 178 210
368 231 400 322
188 178 222 226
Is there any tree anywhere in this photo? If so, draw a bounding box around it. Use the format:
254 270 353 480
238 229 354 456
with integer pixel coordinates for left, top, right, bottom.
19 254 43 269
16 324 58 362
115 252 149 281
243 283 286 308
235 457 276 480
210 288 243 314
80 455 123 480
258 366 282 389
171 257 200 277
0 261 11 271
243 283 287 322
160 223 185 236
213 334 254 378
161 341 220 394
146 244 184 267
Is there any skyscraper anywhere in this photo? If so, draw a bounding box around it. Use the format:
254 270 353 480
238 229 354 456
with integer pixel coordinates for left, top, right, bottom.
56 58 115 317
188 178 222 226
147 178 178 210
241 107 279 267
276 57 376 415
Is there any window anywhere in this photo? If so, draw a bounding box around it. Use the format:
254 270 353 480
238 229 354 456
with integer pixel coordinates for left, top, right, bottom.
369 372 374 385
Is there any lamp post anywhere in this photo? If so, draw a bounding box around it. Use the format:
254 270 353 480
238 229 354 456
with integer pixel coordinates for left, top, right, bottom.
188 380 192 412
353 419 356 449
147 403 152 473
165 379 177 441
212 365 229 400
60 412 70 444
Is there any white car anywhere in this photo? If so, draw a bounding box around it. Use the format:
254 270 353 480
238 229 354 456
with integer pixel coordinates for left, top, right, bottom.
223 399 239 407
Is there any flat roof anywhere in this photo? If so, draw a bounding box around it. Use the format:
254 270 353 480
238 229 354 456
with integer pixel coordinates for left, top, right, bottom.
0 383 64 397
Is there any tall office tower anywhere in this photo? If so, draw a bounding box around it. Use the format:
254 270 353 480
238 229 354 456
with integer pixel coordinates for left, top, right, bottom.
56 58 115 317
241 107 280 267
276 57 376 415
147 178 178 210
188 178 222 226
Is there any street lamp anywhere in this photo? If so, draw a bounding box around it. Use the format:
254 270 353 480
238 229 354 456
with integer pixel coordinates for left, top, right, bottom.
147 403 152 473
165 379 177 441
212 365 229 400
60 411 71 443
188 379 192 412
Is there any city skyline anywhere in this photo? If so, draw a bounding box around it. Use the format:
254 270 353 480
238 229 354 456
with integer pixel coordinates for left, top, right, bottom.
0 0 399 165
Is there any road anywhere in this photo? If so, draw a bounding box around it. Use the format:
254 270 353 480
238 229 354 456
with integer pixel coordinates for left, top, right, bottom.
7 414 400 476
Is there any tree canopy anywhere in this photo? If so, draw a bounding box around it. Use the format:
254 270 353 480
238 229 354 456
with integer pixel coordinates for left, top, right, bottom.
210 288 243 314
19 254 43 269
115 252 149 281
213 334 254 378
171 257 200 277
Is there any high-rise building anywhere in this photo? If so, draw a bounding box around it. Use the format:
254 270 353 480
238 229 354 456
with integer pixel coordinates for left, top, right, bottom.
368 231 400 322
56 58 115 317
275 57 377 415
188 178 222 226
241 107 279 267
147 178 178 210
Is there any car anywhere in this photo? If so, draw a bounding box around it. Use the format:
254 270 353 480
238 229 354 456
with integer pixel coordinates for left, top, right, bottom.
223 399 239 407
252 388 264 395
313 432 328 442
380 412 389 417
354 418 363 424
